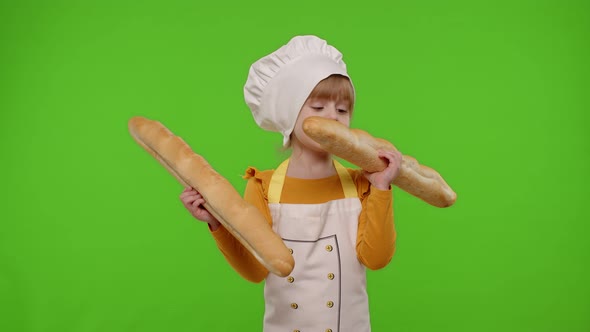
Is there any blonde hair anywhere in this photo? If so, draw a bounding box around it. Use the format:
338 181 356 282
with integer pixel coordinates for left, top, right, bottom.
306 74 355 113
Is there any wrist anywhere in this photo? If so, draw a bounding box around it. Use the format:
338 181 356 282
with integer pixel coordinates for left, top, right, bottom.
208 220 221 231
372 182 391 191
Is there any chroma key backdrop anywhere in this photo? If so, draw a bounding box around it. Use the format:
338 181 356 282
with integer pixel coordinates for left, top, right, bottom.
1 1 588 331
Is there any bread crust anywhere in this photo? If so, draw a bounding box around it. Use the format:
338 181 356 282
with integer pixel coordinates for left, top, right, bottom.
128 116 295 277
303 116 457 208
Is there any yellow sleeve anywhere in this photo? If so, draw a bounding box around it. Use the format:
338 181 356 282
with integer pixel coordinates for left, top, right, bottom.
209 167 271 283
352 170 396 270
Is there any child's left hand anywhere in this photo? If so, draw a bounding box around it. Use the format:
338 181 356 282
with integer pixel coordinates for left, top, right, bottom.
362 150 403 191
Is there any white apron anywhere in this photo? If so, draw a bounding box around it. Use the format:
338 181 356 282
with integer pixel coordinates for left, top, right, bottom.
263 159 371 332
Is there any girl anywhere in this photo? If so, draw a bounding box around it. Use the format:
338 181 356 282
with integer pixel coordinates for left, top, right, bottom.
180 35 402 332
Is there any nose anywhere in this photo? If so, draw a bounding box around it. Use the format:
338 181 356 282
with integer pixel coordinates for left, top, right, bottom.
325 105 338 120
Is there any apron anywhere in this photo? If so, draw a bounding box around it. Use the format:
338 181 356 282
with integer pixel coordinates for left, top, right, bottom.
263 159 371 332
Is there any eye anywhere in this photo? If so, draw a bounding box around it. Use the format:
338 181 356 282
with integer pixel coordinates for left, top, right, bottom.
338 109 349 113
311 106 324 111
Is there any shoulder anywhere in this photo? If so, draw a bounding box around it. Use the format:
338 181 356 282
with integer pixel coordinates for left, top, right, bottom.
243 166 274 184
242 166 275 199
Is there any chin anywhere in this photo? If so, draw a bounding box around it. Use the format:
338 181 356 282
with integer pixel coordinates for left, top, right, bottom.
293 131 330 154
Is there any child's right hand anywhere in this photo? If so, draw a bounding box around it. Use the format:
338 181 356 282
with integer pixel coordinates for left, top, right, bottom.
179 187 221 231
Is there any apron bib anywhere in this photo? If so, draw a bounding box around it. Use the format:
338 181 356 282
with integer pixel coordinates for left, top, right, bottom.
263 159 371 332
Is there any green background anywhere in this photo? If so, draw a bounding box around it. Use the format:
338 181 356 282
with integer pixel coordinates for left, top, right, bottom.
1 0 589 331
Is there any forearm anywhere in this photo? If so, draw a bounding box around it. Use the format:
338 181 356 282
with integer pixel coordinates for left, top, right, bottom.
356 186 396 270
206 175 274 283
211 226 269 283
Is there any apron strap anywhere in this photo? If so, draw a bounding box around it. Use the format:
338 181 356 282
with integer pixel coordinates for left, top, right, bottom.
268 159 358 204
268 159 290 204
333 160 358 199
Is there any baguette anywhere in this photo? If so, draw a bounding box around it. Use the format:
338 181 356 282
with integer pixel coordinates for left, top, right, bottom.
128 116 295 277
302 116 457 208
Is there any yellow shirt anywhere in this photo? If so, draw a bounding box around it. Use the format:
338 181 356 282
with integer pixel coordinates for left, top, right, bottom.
211 166 396 283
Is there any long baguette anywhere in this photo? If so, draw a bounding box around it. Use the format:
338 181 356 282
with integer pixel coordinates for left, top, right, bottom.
128 116 295 277
302 116 457 208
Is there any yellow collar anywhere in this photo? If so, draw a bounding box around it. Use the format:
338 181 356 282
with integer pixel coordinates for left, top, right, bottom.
268 159 357 203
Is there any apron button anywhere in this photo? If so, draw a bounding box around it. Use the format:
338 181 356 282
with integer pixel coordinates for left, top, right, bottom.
325 245 333 252
326 329 333 332
290 303 299 309
327 273 335 280
287 276 295 283
326 301 334 308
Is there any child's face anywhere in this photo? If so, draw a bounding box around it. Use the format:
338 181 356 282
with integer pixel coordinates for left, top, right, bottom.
291 97 352 152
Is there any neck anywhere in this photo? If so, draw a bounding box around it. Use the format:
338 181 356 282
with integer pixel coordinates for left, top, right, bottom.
287 143 335 179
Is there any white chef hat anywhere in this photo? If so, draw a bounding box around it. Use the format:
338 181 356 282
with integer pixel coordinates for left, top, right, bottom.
244 35 352 147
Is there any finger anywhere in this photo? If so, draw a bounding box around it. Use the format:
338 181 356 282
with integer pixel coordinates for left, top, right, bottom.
182 187 195 193
180 190 197 199
384 150 401 160
182 200 195 209
391 152 402 164
192 198 206 208
388 152 398 162
379 150 398 160
193 194 204 203
183 200 195 210
391 150 402 159
181 194 199 205
378 151 396 163
180 188 198 198
384 154 401 171
378 151 391 162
